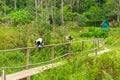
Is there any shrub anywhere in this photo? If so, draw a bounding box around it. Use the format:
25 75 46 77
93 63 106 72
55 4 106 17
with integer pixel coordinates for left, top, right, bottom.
4 9 33 26
81 28 109 38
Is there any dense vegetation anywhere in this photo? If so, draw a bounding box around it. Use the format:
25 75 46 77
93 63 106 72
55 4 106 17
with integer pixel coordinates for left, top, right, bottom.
0 0 120 80
1 26 120 80
0 0 120 27
34 51 120 80
32 28 120 80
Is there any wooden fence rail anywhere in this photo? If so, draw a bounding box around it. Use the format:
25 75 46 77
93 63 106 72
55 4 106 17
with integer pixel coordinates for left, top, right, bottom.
0 39 102 53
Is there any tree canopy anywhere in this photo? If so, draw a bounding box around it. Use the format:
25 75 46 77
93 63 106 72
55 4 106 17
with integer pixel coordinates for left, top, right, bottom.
0 0 119 26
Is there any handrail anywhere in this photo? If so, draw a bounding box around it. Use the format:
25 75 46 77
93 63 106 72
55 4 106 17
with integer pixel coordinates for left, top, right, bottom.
2 48 97 70
0 39 102 53
0 38 103 80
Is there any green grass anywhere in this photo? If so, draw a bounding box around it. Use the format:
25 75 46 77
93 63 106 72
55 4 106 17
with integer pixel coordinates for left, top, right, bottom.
31 27 120 80
32 51 120 80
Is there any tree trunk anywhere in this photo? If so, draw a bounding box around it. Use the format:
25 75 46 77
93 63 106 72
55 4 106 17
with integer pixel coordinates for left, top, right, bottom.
45 0 49 23
14 0 17 10
71 0 75 12
70 0 73 12
117 0 120 26
53 0 56 25
61 0 64 25
117 16 120 26
77 0 80 12
35 0 38 22
51 1 55 25
3 0 6 17
117 16 119 22
41 0 43 24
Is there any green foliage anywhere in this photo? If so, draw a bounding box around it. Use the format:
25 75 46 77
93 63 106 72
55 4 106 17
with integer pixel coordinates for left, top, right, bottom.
0 27 21 49
0 11 2 20
63 6 73 21
1 26 120 79
63 6 87 27
4 9 33 25
0 0 119 27
83 5 104 21
81 27 109 38
32 51 120 80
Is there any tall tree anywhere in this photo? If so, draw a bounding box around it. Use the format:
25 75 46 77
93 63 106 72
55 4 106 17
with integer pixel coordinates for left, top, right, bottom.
14 0 17 10
40 0 43 23
35 0 38 22
53 0 56 25
3 0 6 16
114 0 120 22
50 0 55 25
106 0 120 22
45 0 49 23
61 0 64 25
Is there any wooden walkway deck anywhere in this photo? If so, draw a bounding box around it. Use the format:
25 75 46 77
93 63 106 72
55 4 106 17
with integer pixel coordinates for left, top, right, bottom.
0 61 65 80
88 48 110 56
0 49 111 80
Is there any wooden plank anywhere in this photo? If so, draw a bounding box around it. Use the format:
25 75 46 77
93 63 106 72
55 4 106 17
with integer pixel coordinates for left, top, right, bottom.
0 61 65 80
88 49 110 56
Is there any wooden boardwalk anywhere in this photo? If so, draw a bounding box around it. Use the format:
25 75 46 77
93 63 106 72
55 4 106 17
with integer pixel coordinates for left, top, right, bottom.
88 48 110 56
0 61 65 80
0 49 111 80
0 39 108 80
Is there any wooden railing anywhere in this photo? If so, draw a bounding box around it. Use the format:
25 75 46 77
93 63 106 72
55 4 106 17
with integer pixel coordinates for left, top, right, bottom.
0 39 102 80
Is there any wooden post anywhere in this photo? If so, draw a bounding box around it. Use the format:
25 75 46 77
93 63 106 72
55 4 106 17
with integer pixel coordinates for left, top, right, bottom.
66 41 71 59
103 40 105 50
68 42 71 53
1 69 6 80
26 48 30 69
97 39 99 50
92 39 95 49
51 46 55 59
94 48 98 63
82 41 84 53
92 37 95 49
95 48 98 57
26 48 30 80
